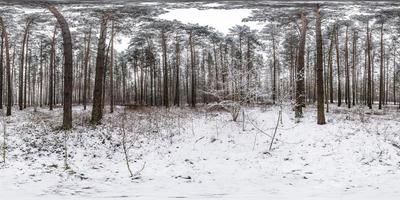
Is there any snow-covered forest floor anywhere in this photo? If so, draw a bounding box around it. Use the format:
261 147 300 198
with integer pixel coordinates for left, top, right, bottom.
0 105 400 199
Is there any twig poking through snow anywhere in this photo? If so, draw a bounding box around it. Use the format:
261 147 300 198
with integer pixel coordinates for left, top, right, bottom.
121 109 134 177
245 113 272 138
195 136 205 144
2 109 6 164
191 114 195 136
132 162 146 178
193 136 205 150
269 105 282 151
242 110 245 131
252 126 257 151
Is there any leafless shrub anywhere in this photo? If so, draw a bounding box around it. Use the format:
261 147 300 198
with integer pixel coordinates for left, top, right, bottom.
208 101 241 122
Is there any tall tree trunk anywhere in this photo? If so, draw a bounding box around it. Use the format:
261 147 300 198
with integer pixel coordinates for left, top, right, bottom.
32 52 37 111
295 11 307 119
335 24 342 107
78 53 82 105
47 5 74 129
220 43 227 97
289 37 294 101
27 50 31 107
352 30 357 106
39 41 43 107
49 26 56 111
385 50 389 105
328 26 335 103
364 41 367 105
345 25 350 108
109 20 114 113
83 27 91 110
272 31 277 104
367 21 372 109
393 42 396 105
149 41 154 106
372 51 375 105
246 37 252 101
201 52 206 104
24 33 29 109
379 22 384 109
0 25 3 109
214 43 219 92
189 31 196 107
174 35 180 106
19 18 33 110
133 57 137 104
315 5 325 124
186 49 190 105
91 13 109 124
161 30 168 107
88 58 92 101
0 17 12 116
103 39 111 109
122 59 127 105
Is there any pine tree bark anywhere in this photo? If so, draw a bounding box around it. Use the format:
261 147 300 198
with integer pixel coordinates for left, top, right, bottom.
189 31 196 107
352 31 357 106
201 52 206 104
246 37 252 99
0 17 12 116
379 22 384 109
161 30 169 107
328 26 335 103
289 36 294 101
393 42 396 105
174 35 180 106
272 31 277 104
315 5 325 124
27 50 31 107
0 26 3 109
39 41 43 107
47 5 74 129
345 25 350 108
122 58 127 105
214 43 219 92
335 24 342 107
103 39 111 109
385 50 389 105
83 27 91 110
186 48 190 105
91 13 109 124
295 11 307 119
24 33 30 109
110 20 114 113
32 52 37 110
19 18 33 110
49 26 56 111
367 21 372 109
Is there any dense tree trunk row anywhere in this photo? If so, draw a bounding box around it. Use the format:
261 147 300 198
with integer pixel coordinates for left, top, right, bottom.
0 4 398 127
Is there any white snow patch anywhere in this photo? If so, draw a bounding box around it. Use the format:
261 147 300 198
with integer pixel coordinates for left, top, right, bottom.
1 105 400 199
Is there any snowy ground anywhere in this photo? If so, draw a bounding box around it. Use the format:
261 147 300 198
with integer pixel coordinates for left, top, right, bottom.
0 104 400 199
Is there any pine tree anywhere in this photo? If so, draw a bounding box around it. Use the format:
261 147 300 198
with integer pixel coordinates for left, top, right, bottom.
315 4 326 124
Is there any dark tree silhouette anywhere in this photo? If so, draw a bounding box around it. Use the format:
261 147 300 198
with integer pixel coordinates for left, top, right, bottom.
91 12 109 124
